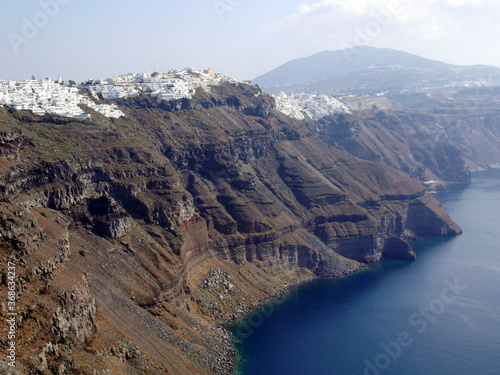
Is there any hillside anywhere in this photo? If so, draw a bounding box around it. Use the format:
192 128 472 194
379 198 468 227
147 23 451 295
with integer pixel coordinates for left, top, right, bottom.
0 82 462 374
336 87 500 181
254 47 500 95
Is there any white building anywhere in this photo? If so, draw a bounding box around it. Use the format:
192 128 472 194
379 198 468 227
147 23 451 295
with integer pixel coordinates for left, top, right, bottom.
0 79 125 119
274 92 351 120
86 68 247 102
0 68 250 120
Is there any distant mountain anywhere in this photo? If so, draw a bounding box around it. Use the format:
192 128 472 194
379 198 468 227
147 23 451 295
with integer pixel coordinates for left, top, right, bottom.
254 46 500 95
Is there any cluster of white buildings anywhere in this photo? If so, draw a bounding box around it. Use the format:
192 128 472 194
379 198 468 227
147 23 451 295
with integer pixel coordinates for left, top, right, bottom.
87 68 245 101
0 68 249 121
274 92 351 120
0 78 124 120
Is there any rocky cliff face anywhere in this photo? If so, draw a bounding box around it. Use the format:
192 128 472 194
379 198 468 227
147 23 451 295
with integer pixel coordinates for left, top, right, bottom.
312 111 471 186
335 87 500 185
0 83 461 374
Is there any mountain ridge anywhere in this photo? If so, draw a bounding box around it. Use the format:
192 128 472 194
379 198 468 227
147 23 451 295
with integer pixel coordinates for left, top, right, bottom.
254 46 500 94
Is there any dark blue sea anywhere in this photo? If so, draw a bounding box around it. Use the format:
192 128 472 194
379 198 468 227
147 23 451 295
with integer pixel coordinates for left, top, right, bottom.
230 169 500 375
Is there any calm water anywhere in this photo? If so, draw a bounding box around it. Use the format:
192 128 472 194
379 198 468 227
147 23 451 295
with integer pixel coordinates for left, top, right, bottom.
230 169 500 375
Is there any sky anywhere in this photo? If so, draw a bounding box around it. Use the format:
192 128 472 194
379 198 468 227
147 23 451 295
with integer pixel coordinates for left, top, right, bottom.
1 0 500 83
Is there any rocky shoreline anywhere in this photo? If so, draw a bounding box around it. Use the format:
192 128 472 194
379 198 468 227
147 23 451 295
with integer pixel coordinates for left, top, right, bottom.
211 276 319 375
213 264 368 374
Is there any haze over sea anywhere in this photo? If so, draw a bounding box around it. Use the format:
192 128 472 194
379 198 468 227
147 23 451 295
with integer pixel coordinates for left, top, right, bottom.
231 169 500 375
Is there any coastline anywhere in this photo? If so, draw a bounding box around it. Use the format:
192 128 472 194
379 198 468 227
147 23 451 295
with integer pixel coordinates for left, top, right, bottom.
217 172 500 374
218 264 368 374
214 171 490 374
221 275 320 327
221 275 320 375
203 274 320 375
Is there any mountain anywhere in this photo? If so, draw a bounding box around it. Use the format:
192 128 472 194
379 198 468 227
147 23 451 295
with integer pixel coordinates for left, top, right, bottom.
254 47 500 95
0 82 464 374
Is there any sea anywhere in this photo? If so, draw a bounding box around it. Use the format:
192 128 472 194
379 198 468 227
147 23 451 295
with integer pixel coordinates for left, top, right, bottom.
230 169 500 375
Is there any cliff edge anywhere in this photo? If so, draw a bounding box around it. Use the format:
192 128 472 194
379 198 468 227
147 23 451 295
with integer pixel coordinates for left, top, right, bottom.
0 83 460 374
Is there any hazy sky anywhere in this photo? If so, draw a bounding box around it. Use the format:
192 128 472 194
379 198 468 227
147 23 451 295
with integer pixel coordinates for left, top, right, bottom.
1 0 500 82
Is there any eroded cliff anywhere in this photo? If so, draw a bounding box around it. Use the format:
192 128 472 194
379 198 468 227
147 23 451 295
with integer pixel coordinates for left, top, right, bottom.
332 87 500 186
0 83 461 374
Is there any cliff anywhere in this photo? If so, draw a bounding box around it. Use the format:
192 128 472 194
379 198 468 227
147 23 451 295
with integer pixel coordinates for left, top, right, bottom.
332 87 500 185
0 83 461 374
310 110 471 186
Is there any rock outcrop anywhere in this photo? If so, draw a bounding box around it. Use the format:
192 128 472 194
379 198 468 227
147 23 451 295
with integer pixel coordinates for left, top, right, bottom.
51 275 96 346
0 129 35 160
